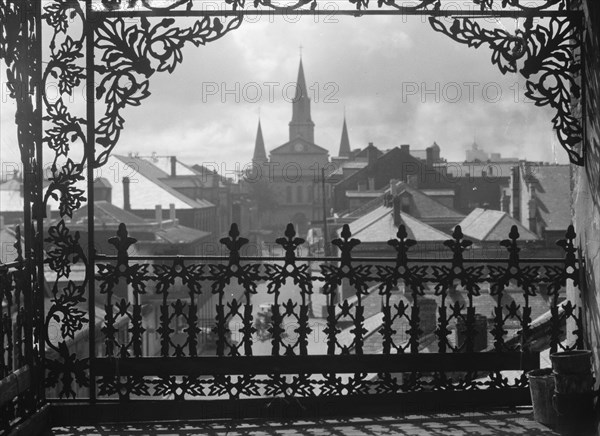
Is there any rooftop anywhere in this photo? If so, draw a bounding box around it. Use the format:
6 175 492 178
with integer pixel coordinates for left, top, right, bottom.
344 204 451 242
459 208 539 241
525 165 572 232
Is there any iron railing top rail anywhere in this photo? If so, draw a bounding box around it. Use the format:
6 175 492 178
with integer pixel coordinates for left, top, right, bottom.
94 254 570 264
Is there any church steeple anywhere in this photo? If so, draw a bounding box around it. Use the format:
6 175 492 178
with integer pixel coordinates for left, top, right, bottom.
252 119 267 164
338 116 351 157
289 58 315 143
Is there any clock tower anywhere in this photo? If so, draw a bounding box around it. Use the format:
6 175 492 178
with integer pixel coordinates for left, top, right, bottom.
249 57 329 235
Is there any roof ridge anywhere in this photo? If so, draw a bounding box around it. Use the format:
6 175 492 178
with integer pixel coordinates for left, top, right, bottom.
351 206 392 236
401 212 452 239
480 210 507 241
113 155 208 209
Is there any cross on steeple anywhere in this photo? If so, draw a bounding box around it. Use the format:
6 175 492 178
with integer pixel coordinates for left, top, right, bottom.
299 44 303 59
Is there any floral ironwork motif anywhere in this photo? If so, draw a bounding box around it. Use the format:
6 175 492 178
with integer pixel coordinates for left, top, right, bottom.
37 0 242 398
96 0 567 12
0 0 586 414
429 16 583 165
94 14 242 166
87 223 584 400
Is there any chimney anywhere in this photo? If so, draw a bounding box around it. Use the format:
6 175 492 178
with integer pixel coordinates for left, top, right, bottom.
511 166 520 220
389 179 398 196
123 177 131 211
528 197 537 234
400 144 410 154
366 143 377 166
170 156 177 177
392 195 402 226
368 177 375 191
426 147 433 166
155 204 163 227
169 203 176 223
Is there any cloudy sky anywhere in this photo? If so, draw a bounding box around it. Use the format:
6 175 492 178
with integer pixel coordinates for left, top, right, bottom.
1 12 566 180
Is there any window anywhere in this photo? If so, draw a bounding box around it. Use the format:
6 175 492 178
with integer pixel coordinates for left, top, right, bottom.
286 186 293 204
297 185 303 203
307 185 313 203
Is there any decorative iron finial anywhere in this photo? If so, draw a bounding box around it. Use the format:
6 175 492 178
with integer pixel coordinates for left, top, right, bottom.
276 223 305 266
387 224 416 268
220 223 249 267
332 224 360 268
108 223 136 269
500 225 521 267
444 225 472 268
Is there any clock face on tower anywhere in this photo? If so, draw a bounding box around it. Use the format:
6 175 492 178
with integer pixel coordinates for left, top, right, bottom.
294 142 304 152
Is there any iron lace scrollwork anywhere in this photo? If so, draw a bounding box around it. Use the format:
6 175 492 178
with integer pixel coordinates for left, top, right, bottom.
429 16 583 165
96 0 567 12
94 14 243 166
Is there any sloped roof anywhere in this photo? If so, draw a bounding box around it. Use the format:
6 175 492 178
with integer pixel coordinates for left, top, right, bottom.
159 175 205 188
392 182 463 220
140 156 199 177
344 181 463 222
460 208 538 241
94 177 112 188
156 226 210 244
113 155 214 210
528 165 571 232
66 201 147 226
345 205 451 243
55 201 210 244
436 161 518 178
353 144 383 160
334 147 450 191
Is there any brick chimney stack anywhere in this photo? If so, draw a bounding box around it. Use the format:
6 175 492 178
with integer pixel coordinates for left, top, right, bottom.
366 143 377 166
169 203 177 224
123 177 131 211
170 156 177 177
155 205 163 228
393 195 402 226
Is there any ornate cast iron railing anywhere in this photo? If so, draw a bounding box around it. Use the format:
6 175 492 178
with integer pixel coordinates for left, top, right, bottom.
40 222 580 403
0 0 588 428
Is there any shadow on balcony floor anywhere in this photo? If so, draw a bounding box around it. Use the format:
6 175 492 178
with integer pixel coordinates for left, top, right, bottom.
49 408 591 436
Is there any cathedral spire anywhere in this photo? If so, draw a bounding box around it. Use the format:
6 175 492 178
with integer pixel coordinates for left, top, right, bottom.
253 119 267 164
338 116 351 157
289 58 315 143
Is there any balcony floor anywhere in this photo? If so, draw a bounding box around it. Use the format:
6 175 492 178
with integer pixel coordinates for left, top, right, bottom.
48 407 594 436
